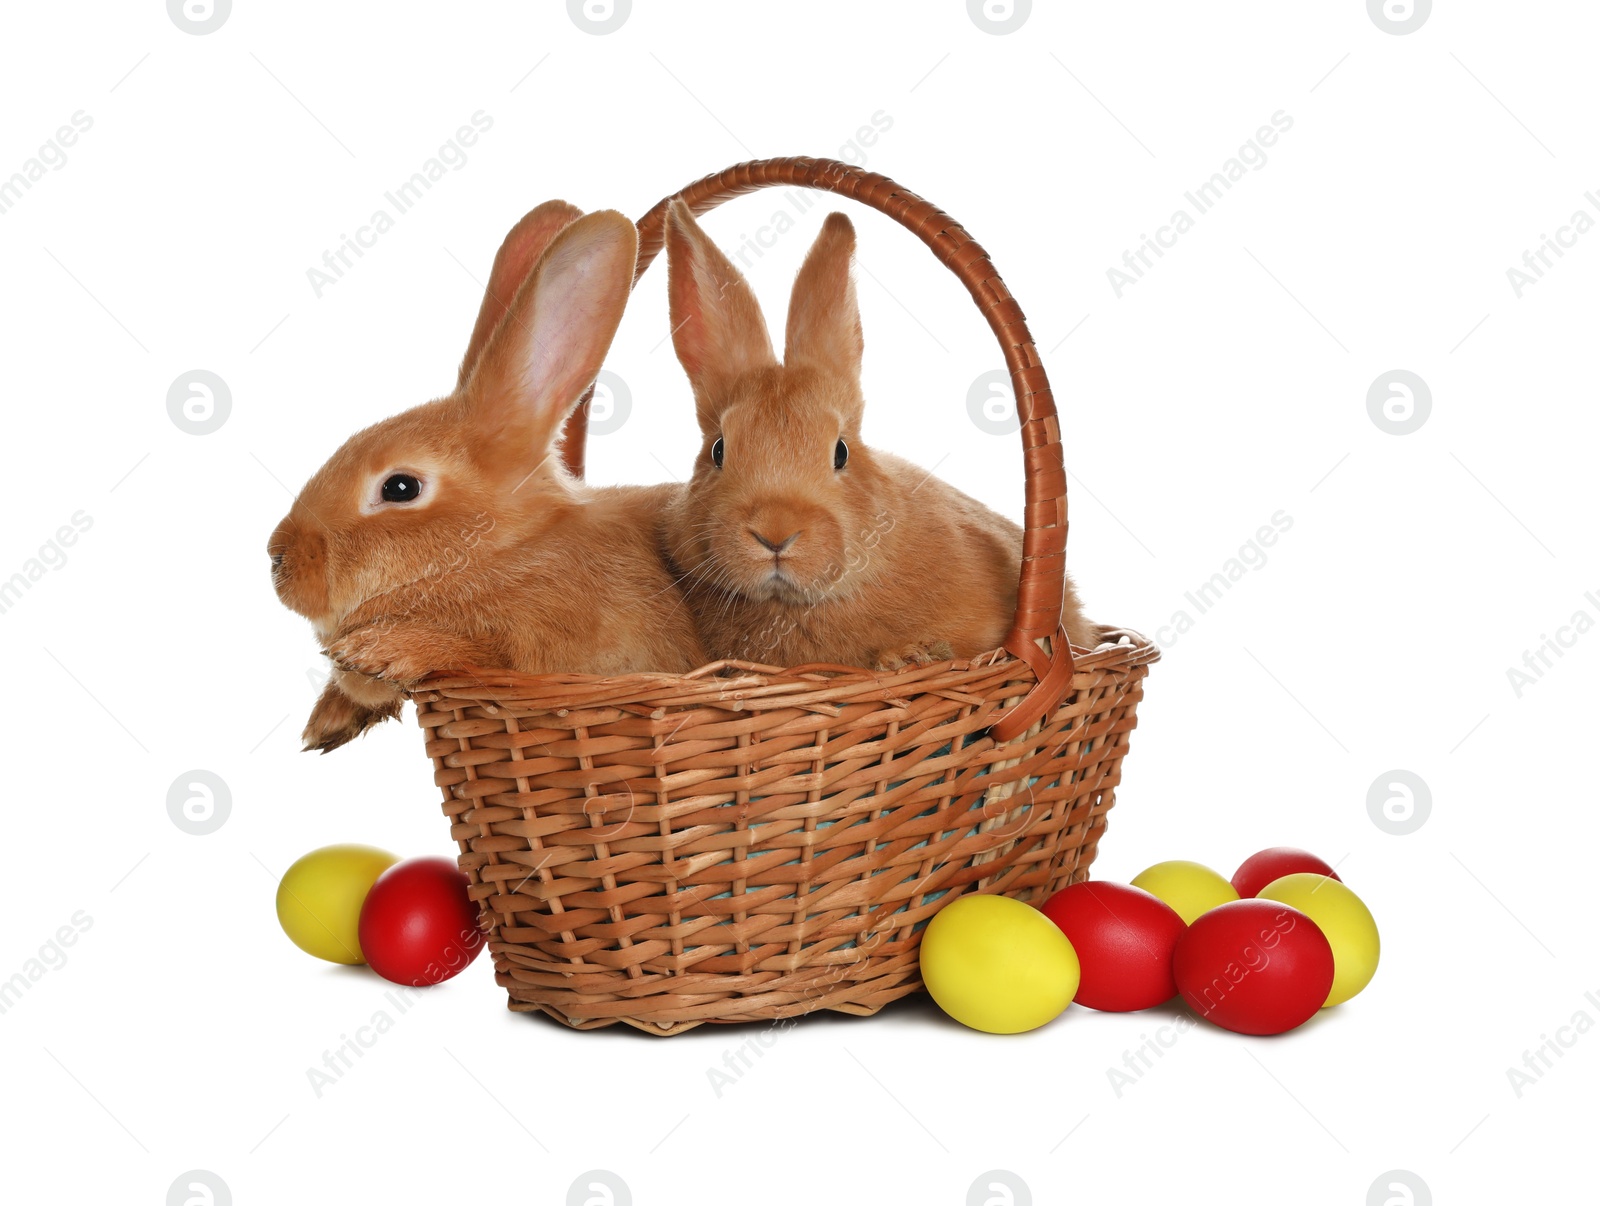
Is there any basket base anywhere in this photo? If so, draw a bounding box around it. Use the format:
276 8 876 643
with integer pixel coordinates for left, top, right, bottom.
502 976 926 1036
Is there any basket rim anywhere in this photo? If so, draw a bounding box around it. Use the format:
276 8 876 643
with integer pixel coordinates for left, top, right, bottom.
408 625 1159 713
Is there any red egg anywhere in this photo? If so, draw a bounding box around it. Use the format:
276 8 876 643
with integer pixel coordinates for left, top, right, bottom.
1231 847 1341 898
1172 900 1334 1035
357 857 484 987
1039 881 1187 1012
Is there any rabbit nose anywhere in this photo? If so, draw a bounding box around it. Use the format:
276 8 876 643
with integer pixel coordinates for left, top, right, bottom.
268 516 294 566
750 528 801 555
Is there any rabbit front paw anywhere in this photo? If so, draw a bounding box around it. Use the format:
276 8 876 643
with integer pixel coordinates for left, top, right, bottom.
325 623 429 685
325 620 486 685
872 640 956 673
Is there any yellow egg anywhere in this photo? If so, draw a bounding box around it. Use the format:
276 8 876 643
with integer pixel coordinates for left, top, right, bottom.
1130 860 1239 925
275 844 399 965
920 894 1080 1033
1257 873 1379 1007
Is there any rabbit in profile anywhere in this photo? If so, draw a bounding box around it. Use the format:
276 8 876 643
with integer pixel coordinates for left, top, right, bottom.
659 199 1093 670
269 203 705 752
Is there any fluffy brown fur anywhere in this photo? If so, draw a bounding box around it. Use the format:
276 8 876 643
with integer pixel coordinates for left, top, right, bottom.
270 205 705 752
660 200 1093 670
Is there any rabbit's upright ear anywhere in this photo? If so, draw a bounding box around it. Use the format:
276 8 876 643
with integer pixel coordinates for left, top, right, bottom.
785 212 863 383
465 210 639 475
457 199 585 388
665 198 776 425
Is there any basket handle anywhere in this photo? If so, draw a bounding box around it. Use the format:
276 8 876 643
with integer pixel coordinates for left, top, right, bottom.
559 157 1074 742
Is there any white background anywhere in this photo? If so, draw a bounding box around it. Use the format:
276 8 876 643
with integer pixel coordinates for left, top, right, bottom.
1 2 1595 1203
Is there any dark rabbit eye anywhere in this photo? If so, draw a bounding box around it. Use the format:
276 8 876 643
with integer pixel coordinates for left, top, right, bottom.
381 473 422 503
711 437 725 469
833 438 849 471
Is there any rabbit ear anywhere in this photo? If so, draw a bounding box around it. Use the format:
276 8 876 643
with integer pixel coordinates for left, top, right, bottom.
785 212 863 382
465 209 638 478
457 199 585 389
665 198 776 422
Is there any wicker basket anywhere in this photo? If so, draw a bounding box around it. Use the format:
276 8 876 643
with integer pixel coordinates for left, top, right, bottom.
408 157 1159 1034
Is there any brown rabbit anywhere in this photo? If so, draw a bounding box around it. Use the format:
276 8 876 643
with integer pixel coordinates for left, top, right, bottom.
269 203 706 752
660 199 1093 670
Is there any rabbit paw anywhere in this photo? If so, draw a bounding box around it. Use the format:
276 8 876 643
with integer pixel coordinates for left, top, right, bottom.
302 679 401 754
324 622 433 685
872 640 956 673
325 620 487 686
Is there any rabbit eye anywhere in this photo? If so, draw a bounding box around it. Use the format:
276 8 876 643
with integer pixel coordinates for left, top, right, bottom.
381 473 423 503
833 438 849 471
711 437 725 469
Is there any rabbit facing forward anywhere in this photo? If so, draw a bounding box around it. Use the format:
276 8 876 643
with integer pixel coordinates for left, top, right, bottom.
659 199 1094 670
268 204 705 753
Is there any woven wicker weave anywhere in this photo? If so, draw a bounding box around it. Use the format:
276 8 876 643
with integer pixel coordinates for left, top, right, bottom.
409 157 1159 1034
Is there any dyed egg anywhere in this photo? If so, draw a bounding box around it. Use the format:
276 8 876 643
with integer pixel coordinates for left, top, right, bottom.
920 894 1080 1033
1172 899 1334 1035
1040 881 1186 1012
357 857 484 987
1130 860 1240 925
1257 873 1379 1007
1231 847 1341 898
275 844 399 964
